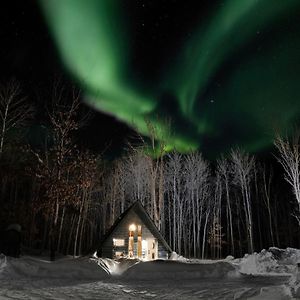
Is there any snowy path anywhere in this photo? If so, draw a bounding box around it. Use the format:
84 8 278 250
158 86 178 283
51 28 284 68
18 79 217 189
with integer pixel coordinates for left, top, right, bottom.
0 275 292 300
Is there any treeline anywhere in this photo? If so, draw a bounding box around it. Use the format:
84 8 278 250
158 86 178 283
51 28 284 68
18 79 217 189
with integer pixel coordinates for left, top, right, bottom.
0 80 102 260
100 148 299 259
0 80 299 260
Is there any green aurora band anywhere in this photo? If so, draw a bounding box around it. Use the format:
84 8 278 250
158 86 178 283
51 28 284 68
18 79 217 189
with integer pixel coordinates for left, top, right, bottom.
39 0 300 157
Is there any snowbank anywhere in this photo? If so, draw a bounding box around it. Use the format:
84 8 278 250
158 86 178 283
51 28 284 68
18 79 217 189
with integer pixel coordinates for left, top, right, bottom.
169 251 189 262
1 249 299 299
0 254 109 280
169 251 235 264
90 248 300 281
91 252 238 280
233 248 299 275
92 257 140 276
168 248 300 298
269 247 300 265
123 259 237 280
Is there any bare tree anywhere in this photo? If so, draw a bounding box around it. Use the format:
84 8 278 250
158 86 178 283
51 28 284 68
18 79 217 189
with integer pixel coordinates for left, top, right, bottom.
214 174 223 259
260 163 275 246
217 156 235 255
73 151 99 257
125 118 169 230
184 152 210 257
274 131 300 226
31 83 90 260
144 120 168 230
124 151 152 207
0 79 34 154
231 149 255 253
165 152 183 253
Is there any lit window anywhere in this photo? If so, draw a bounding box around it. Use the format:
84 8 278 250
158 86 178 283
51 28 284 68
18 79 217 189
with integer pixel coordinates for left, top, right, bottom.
115 251 124 258
113 239 125 246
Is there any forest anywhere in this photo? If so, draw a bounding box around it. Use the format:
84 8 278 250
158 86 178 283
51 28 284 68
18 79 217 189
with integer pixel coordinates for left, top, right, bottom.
0 79 299 261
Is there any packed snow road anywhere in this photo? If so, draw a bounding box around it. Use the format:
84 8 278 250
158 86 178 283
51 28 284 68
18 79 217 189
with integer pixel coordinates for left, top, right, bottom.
0 275 292 299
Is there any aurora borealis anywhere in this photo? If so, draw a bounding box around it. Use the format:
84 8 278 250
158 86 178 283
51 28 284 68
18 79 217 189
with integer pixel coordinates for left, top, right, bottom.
39 0 300 157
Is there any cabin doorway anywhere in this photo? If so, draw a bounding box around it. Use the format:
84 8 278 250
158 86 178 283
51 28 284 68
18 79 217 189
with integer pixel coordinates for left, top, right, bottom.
142 238 157 260
128 223 142 258
128 223 158 260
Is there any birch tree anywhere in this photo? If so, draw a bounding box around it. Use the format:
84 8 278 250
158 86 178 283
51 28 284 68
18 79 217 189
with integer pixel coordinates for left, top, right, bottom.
260 163 275 246
124 151 151 207
217 157 235 255
184 152 210 257
274 132 300 226
125 118 168 230
231 149 255 253
165 152 183 252
145 120 167 230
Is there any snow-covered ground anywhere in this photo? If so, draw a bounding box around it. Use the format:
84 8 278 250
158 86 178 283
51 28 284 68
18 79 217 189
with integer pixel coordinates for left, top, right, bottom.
0 248 300 299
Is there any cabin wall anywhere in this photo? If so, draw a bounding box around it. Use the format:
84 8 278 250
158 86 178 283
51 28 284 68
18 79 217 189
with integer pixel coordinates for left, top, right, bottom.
101 210 156 258
99 205 172 259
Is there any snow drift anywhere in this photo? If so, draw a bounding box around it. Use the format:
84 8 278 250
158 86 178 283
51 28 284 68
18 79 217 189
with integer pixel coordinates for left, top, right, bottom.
0 254 108 280
92 257 140 276
123 259 237 280
1 248 300 299
91 247 300 281
233 248 300 275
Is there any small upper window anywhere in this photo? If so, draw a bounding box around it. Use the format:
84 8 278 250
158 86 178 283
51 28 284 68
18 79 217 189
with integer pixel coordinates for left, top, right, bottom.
113 238 125 246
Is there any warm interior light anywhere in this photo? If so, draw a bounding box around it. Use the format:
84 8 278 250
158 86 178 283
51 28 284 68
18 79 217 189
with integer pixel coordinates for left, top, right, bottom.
129 224 136 231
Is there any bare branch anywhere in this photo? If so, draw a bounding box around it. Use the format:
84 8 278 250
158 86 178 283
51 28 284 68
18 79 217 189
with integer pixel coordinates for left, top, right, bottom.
0 79 34 153
274 130 300 221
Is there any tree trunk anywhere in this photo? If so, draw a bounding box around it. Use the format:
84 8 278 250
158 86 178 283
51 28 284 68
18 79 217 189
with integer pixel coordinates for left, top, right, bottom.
225 180 234 255
74 192 86 257
201 210 210 259
66 214 76 255
79 192 90 255
57 206 66 252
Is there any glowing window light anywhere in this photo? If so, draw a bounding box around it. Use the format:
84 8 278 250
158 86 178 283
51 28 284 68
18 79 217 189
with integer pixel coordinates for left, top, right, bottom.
129 224 136 232
113 239 125 246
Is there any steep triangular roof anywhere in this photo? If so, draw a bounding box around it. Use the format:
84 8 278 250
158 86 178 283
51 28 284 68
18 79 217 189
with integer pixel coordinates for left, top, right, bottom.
98 201 172 253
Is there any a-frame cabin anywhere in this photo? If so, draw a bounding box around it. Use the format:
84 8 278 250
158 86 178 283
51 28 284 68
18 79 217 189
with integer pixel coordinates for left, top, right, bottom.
97 201 172 260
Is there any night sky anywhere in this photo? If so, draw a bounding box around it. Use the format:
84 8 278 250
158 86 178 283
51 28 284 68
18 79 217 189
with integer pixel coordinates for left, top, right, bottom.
2 1 300 158
1 0 134 157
